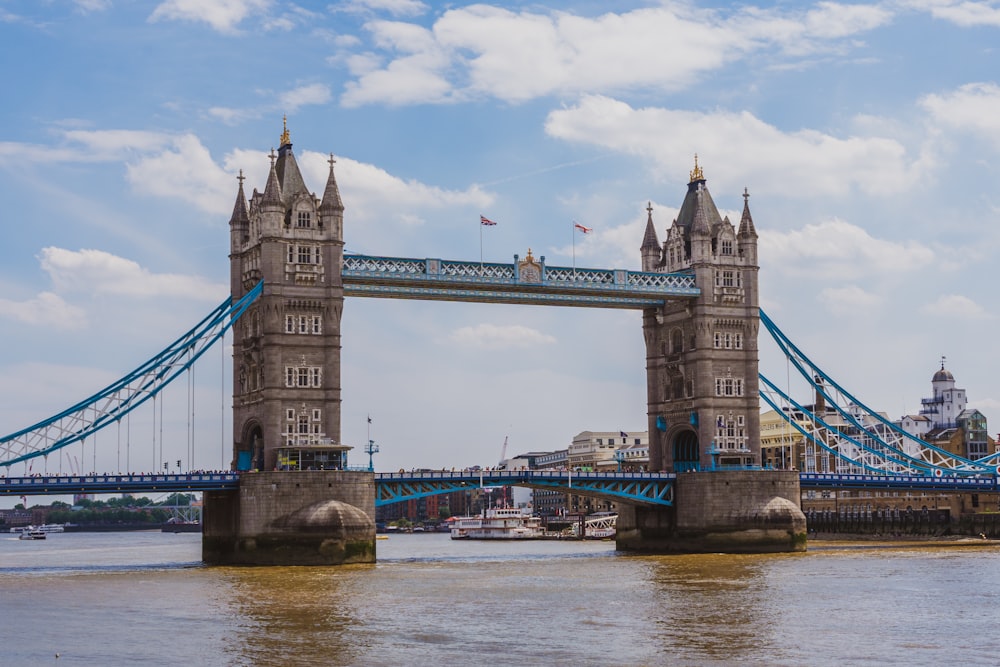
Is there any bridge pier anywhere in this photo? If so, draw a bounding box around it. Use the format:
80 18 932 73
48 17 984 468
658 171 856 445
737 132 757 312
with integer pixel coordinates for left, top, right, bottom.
202 471 376 566
616 470 806 554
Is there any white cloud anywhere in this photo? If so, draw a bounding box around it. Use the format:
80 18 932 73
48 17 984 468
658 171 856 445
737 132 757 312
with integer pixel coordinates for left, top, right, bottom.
149 0 271 33
125 134 234 216
921 82 1000 146
0 292 86 329
819 285 883 313
341 3 892 106
279 83 333 110
545 95 925 198
448 323 556 349
295 150 494 226
920 294 992 319
761 219 935 278
337 0 428 18
73 0 111 12
38 247 226 301
909 0 1000 27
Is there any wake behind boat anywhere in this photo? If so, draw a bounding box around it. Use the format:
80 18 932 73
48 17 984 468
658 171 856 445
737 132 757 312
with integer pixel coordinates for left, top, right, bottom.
450 507 544 540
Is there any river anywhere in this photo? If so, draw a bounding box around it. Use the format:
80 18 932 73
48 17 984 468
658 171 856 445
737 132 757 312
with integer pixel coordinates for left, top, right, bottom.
1 531 998 666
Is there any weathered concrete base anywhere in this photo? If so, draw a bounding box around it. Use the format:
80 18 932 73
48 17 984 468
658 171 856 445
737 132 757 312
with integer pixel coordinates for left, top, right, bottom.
203 471 376 566
616 470 807 554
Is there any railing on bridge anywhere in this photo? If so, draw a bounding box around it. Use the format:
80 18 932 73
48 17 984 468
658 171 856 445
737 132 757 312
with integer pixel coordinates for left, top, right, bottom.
0 472 239 495
373 469 676 507
342 254 698 308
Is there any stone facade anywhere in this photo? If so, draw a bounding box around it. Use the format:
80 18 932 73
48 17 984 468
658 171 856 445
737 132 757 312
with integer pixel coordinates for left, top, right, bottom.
228 121 346 472
203 471 376 565
616 470 806 553
641 159 760 472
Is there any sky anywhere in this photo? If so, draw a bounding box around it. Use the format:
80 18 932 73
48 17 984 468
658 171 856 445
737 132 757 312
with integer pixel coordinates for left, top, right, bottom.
2 0 1000 490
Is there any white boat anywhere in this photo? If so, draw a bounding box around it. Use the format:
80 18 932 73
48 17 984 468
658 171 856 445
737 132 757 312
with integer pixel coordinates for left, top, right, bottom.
10 524 64 536
450 507 544 540
18 527 46 540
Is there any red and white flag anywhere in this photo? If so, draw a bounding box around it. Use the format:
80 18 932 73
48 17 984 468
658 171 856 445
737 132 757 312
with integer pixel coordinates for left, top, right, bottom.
574 222 592 233
480 215 497 226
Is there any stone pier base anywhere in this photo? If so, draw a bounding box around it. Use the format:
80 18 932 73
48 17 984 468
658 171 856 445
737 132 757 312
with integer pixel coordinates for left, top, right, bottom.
616 470 807 554
203 471 376 566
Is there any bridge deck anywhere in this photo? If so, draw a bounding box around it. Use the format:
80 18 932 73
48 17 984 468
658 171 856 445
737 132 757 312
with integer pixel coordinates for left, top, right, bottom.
342 254 698 308
2 471 994 499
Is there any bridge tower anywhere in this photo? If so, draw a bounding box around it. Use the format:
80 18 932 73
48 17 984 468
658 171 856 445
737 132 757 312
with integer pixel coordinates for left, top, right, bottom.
206 123 374 566
228 119 346 472
640 157 760 472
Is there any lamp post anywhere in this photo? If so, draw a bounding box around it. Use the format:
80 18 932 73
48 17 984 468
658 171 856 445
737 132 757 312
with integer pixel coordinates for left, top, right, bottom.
365 439 379 472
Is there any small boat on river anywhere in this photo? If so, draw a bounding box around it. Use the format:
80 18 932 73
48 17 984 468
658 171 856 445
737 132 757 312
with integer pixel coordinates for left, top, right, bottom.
450 507 544 540
18 527 46 540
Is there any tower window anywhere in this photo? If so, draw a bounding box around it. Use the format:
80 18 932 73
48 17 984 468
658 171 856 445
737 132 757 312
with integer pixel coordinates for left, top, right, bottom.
297 211 312 228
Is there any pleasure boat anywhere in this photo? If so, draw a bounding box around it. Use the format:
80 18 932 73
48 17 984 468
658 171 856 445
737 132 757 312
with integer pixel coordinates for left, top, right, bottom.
449 507 544 540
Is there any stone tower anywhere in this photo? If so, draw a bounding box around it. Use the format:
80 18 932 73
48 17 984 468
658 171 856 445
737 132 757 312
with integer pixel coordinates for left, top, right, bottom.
640 157 760 472
228 121 346 471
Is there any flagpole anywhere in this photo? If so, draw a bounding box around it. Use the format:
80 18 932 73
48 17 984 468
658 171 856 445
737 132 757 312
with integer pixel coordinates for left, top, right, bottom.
572 223 576 276
480 218 484 275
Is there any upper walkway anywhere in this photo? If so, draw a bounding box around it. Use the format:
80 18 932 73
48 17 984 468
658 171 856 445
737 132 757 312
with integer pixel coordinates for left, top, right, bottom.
2 470 997 502
342 254 699 308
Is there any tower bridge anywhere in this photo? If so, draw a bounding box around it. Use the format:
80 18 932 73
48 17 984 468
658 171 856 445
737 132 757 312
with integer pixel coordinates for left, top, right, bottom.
4 124 996 564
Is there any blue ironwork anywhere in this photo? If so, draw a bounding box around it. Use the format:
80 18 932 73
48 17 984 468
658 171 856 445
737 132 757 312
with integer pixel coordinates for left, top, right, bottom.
5 470 996 499
0 472 239 495
342 254 698 308
373 470 675 507
0 282 263 469
758 308 998 476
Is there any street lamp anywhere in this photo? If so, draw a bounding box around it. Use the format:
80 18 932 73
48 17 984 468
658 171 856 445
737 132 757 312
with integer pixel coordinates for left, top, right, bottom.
365 439 379 472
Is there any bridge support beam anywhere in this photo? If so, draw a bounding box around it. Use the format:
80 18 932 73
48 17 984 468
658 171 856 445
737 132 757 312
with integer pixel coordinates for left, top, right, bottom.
202 471 376 566
616 470 806 554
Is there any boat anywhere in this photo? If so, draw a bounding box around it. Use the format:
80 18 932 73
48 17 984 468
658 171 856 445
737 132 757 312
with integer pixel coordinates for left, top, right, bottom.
18 527 46 540
450 507 544 540
10 524 64 535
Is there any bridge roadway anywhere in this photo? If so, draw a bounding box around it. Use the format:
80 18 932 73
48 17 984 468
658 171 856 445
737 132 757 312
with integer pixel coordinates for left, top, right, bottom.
1 471 997 501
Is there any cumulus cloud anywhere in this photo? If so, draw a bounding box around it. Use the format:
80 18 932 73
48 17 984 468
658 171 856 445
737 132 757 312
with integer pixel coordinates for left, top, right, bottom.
449 323 557 349
909 0 1000 27
340 3 891 106
545 95 924 198
761 219 935 278
39 247 226 301
294 150 494 226
149 0 271 33
919 294 992 319
0 292 87 329
920 82 1000 146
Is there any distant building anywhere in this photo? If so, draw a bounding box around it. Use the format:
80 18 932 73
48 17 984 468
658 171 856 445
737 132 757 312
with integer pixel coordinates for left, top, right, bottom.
897 361 994 460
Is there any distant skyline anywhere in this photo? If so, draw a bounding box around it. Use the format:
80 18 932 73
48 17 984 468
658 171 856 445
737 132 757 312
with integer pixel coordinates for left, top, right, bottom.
2 1 999 498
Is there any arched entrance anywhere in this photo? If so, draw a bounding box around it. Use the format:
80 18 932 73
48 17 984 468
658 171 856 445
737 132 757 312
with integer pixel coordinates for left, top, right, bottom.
672 429 700 472
236 422 264 471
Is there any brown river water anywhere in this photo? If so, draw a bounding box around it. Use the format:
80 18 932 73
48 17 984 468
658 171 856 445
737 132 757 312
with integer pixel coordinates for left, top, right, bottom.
1 531 998 666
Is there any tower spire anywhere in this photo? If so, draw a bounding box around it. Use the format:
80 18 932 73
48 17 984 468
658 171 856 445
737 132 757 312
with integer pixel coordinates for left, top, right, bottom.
320 153 344 213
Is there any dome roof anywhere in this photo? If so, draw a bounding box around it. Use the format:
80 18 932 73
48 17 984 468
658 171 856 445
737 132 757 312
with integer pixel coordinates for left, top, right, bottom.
932 367 954 383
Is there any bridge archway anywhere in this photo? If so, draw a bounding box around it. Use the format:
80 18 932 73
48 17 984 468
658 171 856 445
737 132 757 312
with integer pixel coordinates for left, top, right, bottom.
236 422 264 472
672 429 700 472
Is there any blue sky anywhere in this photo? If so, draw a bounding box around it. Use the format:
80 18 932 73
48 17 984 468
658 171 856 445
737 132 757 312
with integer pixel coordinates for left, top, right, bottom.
2 0 999 484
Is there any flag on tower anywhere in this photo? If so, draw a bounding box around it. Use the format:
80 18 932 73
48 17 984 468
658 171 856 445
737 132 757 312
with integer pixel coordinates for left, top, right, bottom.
480 215 497 226
574 221 592 233
620 431 628 438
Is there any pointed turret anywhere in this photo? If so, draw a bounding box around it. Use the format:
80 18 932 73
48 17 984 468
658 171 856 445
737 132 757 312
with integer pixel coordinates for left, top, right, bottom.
229 170 250 253
274 116 308 202
319 154 344 213
737 187 758 263
262 149 283 207
737 187 757 239
640 202 661 271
